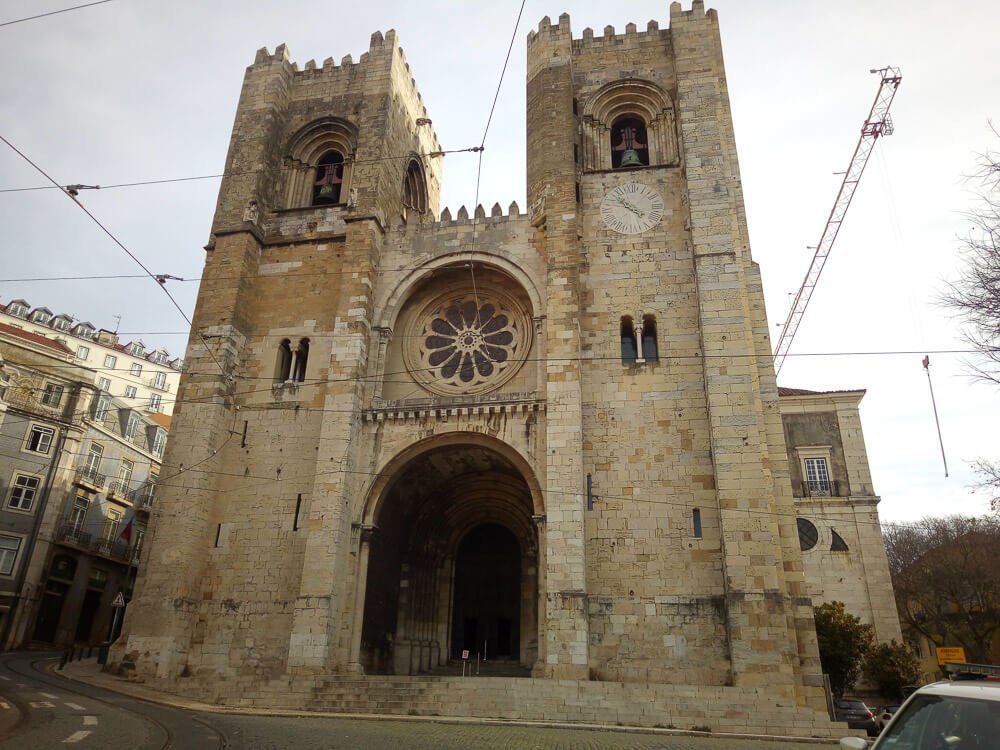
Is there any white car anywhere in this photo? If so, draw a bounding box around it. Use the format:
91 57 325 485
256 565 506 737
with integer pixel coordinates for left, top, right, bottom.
840 663 1000 749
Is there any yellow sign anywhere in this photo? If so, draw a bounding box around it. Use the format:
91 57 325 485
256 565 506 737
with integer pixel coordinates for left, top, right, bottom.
936 646 967 665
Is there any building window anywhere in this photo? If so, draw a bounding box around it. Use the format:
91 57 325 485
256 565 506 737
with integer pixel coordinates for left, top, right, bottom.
0 535 22 576
126 342 144 356
151 350 168 365
124 411 140 440
101 508 122 544
641 315 658 362
293 338 309 382
104 354 117 369
41 383 64 407
796 517 819 551
94 394 111 420
611 115 650 169
151 428 166 457
52 316 71 331
30 308 52 324
84 443 103 477
402 158 427 218
124 385 137 400
152 371 167 390
804 457 832 496
692 508 702 538
276 339 293 382
114 459 134 495
77 345 90 360
312 151 344 205
6 301 28 318
831 529 850 552
87 568 108 589
620 316 637 364
130 363 142 376
8 474 40 512
98 377 111 392
148 393 162 411
73 323 95 339
25 425 54 454
69 494 90 536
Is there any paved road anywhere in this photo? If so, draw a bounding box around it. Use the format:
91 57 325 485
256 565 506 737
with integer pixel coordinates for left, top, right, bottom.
0 651 224 749
0 652 841 749
212 714 834 750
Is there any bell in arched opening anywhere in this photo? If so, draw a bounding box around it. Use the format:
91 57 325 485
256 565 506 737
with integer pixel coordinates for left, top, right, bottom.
611 117 649 169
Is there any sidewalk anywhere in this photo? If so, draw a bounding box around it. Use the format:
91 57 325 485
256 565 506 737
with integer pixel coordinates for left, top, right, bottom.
55 659 841 745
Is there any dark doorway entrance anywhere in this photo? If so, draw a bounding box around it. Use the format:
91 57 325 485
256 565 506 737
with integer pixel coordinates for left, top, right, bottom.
32 580 68 643
451 523 520 660
75 590 102 643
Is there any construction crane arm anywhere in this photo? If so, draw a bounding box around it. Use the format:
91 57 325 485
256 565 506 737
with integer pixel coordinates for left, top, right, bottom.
772 67 902 375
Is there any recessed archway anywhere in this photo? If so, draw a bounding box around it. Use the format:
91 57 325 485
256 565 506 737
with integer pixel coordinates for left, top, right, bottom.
358 440 540 676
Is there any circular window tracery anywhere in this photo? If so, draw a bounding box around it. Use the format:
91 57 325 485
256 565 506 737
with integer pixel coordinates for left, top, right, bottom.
404 286 531 396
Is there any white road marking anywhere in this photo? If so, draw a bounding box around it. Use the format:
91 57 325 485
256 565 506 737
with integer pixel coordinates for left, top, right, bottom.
62 731 90 743
83 716 98 726
65 702 86 711
29 701 56 708
40 692 58 699
0 675 10 680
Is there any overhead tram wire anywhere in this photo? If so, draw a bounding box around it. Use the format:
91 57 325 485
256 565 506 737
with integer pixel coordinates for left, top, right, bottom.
0 0 114 28
0 146 488 194
0 134 225 376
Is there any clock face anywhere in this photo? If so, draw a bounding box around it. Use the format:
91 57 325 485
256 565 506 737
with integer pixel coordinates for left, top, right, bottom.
600 182 664 235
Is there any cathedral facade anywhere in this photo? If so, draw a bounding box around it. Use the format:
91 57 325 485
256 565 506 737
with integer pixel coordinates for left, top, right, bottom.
112 3 865 734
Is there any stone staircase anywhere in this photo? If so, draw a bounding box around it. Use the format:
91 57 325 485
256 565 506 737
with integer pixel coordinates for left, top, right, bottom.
299 675 853 738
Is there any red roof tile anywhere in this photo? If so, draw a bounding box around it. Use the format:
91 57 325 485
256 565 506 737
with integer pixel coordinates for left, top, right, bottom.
0 322 74 354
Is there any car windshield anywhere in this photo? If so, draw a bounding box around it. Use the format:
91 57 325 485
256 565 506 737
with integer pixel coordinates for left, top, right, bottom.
877 693 1000 749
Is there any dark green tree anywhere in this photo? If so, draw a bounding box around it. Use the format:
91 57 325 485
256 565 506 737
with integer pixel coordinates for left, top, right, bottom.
814 601 874 697
863 640 921 701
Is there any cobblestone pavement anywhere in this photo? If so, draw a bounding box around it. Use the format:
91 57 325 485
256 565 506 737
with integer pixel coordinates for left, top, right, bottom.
214 714 836 750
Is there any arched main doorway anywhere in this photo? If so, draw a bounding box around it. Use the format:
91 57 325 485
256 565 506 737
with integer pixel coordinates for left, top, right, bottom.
359 441 539 675
452 523 520 660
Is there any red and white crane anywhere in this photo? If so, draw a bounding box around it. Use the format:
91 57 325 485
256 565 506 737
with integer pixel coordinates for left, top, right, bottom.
772 67 902 375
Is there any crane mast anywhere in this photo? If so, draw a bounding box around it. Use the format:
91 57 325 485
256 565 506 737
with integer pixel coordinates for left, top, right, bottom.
772 67 902 375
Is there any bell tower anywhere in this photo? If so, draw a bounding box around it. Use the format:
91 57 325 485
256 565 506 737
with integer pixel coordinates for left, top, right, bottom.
527 2 826 709
114 30 443 679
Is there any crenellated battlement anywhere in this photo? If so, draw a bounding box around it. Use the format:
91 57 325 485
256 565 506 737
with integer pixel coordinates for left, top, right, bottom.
436 201 524 226
248 30 438 149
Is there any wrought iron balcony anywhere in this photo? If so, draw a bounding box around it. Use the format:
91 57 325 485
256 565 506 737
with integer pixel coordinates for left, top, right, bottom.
128 481 155 510
74 465 106 490
799 480 842 498
53 523 136 566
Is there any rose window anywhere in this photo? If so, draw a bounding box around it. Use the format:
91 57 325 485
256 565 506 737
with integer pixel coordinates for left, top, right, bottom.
405 289 531 396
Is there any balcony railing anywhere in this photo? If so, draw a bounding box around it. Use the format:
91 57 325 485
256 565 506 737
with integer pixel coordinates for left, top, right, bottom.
107 477 132 496
800 480 842 498
128 481 155 509
74 465 106 490
53 523 137 565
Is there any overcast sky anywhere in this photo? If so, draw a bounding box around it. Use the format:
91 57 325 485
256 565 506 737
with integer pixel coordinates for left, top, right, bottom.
1 0 997 524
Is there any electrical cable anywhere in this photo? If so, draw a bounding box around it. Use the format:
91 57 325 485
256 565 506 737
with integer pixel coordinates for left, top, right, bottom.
0 0 113 28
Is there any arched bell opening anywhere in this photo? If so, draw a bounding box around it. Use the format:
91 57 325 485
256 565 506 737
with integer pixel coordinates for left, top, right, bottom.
358 441 540 676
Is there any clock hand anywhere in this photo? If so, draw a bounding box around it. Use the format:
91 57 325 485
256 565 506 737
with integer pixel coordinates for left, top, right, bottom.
616 197 646 218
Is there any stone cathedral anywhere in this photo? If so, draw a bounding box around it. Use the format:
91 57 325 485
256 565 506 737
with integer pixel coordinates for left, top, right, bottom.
111 3 872 735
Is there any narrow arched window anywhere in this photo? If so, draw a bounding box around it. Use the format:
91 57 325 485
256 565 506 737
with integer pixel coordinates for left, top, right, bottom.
692 508 702 538
402 159 427 218
293 338 310 383
313 151 344 205
641 314 658 362
611 116 649 169
276 339 292 382
620 316 637 364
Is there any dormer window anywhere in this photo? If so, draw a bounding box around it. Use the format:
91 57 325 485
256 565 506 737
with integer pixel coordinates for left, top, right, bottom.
312 151 344 205
150 350 169 365
29 308 52 324
72 322 95 339
52 315 71 332
6 300 29 318
126 341 144 357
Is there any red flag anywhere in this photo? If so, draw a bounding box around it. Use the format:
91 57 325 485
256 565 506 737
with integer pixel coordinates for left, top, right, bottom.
119 517 133 545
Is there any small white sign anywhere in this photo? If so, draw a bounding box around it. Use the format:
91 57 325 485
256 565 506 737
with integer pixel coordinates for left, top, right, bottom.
461 649 469 660
112 592 126 608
